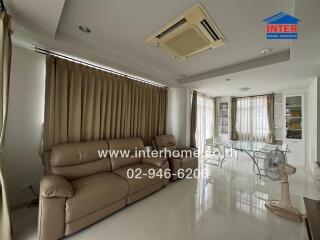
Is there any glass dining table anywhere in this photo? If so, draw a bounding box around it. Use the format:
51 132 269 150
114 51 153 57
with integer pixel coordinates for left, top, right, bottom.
231 140 267 177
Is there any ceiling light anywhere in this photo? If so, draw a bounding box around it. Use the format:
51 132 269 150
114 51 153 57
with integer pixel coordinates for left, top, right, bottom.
239 87 250 92
79 25 91 33
261 48 273 55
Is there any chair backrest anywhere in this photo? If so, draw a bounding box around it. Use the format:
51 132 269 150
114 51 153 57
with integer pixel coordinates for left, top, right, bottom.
108 137 144 170
50 141 110 180
154 135 177 151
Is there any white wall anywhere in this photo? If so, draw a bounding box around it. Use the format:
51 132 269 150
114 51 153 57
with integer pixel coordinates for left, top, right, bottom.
306 78 318 175
167 87 190 146
3 45 45 207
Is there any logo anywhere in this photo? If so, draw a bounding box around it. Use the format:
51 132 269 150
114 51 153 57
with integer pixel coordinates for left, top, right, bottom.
263 12 301 40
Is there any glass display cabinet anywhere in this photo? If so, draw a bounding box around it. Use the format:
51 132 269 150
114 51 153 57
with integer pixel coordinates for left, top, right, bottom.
285 95 303 140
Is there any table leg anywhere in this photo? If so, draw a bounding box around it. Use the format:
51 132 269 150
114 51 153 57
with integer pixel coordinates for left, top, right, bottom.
239 149 261 178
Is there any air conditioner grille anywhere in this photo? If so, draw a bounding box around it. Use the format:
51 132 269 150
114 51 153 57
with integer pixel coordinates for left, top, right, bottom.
200 19 220 41
146 3 227 60
156 18 187 39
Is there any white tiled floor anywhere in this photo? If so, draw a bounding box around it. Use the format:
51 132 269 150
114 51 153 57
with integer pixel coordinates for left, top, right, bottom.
11 155 320 240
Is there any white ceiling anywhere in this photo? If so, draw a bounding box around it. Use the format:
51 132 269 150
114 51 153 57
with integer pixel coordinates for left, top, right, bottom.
57 0 292 80
189 0 320 95
190 61 315 96
5 0 320 95
6 0 65 38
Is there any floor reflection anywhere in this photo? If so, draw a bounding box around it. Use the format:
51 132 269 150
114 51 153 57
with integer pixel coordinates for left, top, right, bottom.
11 154 320 240
194 155 318 240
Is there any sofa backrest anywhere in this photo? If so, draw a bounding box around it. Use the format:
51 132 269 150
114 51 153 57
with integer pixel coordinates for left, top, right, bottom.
154 135 177 151
108 137 144 170
50 141 110 180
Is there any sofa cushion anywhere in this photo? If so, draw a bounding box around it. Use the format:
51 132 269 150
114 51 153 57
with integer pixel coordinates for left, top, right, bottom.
66 173 129 223
50 141 111 180
108 137 144 170
114 163 162 195
154 135 176 151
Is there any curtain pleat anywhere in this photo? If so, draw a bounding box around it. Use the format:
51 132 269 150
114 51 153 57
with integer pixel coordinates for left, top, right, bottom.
0 10 12 240
213 98 219 139
266 95 276 144
231 97 238 140
190 90 197 148
43 56 167 170
195 92 215 154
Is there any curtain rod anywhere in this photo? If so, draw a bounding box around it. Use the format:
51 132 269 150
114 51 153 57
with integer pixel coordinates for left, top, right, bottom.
235 93 274 99
191 89 273 99
35 47 167 89
191 89 216 98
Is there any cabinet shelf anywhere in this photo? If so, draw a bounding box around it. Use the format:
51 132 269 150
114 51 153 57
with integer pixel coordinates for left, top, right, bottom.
286 105 302 108
219 101 229 136
285 95 303 141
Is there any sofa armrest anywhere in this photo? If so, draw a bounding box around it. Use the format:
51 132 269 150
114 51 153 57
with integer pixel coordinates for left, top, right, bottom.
40 174 74 198
143 156 167 167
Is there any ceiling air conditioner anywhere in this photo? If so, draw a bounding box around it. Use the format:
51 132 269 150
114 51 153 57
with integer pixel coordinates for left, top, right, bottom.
146 3 227 60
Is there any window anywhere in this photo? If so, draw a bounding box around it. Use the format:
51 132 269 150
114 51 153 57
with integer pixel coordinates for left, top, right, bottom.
196 93 215 154
236 96 269 142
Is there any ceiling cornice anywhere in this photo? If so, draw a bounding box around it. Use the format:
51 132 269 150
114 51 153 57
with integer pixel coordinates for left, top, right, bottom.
179 50 290 84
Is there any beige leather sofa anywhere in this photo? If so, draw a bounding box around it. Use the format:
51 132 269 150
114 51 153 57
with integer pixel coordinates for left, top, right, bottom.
152 135 198 181
38 137 169 240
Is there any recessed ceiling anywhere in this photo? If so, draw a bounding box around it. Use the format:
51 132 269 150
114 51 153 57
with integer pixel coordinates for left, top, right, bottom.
57 0 292 80
190 61 315 96
5 0 320 95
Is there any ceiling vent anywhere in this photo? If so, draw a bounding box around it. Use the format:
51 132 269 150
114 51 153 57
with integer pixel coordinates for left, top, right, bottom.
146 3 227 60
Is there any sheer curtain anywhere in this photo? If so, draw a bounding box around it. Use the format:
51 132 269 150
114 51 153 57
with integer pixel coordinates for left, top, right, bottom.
236 96 269 142
195 92 215 155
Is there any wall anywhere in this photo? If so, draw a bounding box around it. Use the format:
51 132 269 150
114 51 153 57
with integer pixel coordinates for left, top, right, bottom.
3 45 45 207
306 78 318 175
167 87 190 146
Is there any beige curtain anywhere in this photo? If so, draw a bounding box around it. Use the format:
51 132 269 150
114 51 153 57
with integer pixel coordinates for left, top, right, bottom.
213 98 219 140
0 11 12 240
190 90 197 148
231 97 238 140
266 95 275 144
126 80 167 142
44 56 167 169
